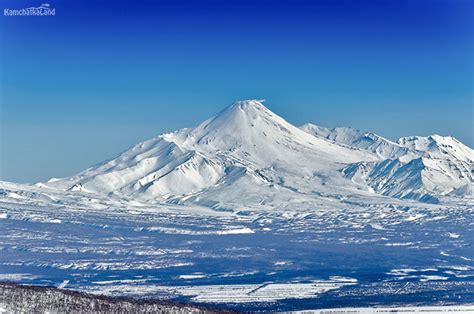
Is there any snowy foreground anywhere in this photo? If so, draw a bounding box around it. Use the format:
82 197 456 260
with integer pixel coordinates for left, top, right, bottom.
0 100 472 312
0 285 472 314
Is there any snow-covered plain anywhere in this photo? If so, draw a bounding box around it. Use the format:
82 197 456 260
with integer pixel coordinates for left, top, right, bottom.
0 100 472 311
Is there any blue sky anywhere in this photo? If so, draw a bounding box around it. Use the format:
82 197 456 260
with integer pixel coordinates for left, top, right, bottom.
1 0 473 183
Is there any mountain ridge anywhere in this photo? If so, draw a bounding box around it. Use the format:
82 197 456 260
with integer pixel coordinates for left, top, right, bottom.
301 122 473 203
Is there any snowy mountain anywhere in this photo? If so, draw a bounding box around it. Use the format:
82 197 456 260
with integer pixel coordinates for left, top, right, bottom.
44 100 473 205
398 135 473 163
45 100 374 205
300 124 473 203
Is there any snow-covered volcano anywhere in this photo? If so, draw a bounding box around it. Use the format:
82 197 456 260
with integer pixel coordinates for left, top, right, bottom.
45 100 473 206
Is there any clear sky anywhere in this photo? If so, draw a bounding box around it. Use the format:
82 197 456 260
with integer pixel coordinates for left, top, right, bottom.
1 0 473 183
